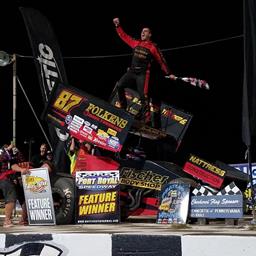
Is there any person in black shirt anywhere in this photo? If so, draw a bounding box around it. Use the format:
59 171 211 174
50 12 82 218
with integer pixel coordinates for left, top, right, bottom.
31 143 48 168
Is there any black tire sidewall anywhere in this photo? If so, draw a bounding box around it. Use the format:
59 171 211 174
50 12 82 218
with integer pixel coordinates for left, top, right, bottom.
51 175 75 225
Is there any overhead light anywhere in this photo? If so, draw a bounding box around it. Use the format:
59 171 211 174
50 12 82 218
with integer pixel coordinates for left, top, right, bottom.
0 51 12 67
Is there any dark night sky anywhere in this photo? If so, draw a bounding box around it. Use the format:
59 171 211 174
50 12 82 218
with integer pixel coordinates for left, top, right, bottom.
0 0 245 166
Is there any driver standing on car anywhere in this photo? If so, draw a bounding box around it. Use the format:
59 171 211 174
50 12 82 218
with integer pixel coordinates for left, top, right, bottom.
113 17 176 125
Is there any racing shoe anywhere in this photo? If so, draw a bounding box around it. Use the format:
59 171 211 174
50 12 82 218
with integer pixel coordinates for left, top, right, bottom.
135 104 151 123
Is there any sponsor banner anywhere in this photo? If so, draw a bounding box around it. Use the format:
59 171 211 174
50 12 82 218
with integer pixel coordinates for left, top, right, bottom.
20 8 68 102
22 168 56 225
20 7 70 172
183 155 226 188
243 0 256 146
75 170 120 224
230 163 256 212
230 162 256 185
190 195 243 218
44 83 134 152
157 183 190 224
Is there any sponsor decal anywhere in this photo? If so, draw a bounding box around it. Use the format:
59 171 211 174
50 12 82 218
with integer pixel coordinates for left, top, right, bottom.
85 103 129 129
107 137 120 149
65 114 73 124
161 108 187 125
37 43 59 94
24 176 47 193
120 167 169 191
183 154 226 188
76 171 119 190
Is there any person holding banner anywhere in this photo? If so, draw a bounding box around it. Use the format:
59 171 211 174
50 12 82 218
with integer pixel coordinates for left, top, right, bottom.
30 143 48 168
113 17 176 124
0 142 30 228
67 136 93 174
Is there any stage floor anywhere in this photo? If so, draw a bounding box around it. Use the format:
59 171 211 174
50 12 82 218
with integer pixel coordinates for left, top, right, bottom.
0 215 256 235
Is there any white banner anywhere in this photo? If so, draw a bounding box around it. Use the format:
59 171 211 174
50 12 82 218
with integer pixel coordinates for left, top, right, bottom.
22 167 56 225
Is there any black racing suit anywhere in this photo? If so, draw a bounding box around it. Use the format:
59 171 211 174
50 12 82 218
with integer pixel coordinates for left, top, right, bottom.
115 25 171 124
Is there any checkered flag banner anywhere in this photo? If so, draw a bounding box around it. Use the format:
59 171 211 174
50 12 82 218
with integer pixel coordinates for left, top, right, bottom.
165 76 210 90
217 182 242 195
192 184 213 196
178 77 210 90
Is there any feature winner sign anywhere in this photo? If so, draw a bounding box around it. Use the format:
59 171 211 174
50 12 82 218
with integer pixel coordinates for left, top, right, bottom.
183 154 226 188
75 170 120 223
22 168 55 225
43 83 134 152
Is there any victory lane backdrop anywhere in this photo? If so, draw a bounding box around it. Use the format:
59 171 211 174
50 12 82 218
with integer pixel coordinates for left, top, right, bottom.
43 83 134 152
